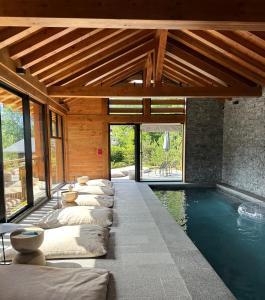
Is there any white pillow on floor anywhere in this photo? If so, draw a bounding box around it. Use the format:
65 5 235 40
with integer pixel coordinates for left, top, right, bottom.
0 265 109 300
35 206 113 229
4 225 109 260
75 184 114 196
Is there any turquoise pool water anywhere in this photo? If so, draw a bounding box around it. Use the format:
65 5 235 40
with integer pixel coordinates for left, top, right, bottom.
153 188 265 300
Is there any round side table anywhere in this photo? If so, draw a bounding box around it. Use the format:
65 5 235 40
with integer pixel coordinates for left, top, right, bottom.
10 227 46 266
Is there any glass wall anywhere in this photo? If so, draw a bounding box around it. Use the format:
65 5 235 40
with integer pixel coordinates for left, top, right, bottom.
0 83 50 221
0 86 28 219
140 124 183 181
50 111 64 189
110 125 136 180
30 101 47 202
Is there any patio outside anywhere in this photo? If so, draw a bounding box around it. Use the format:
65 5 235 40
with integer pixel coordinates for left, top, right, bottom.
110 124 183 181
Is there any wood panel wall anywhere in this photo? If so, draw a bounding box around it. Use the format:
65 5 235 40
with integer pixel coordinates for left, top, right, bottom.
66 98 109 181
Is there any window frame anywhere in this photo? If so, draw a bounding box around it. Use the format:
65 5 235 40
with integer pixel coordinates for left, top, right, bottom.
0 81 49 221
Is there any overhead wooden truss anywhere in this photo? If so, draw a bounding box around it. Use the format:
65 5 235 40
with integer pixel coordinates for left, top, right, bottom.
0 12 264 107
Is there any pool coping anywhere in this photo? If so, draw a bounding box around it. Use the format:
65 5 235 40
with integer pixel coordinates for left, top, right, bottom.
217 183 265 204
137 182 236 300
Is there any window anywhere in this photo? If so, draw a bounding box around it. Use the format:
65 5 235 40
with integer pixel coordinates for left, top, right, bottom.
49 111 64 189
0 87 28 219
30 101 47 202
0 83 49 222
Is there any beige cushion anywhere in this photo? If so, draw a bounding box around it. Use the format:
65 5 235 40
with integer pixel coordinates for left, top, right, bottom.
56 194 114 209
4 225 109 260
86 179 113 187
35 206 113 229
111 169 126 178
75 194 114 208
74 184 114 196
0 264 109 300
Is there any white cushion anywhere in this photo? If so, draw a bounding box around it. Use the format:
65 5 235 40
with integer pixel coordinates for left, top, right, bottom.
4 225 109 260
111 170 126 178
74 184 114 196
35 206 113 229
86 179 113 187
76 194 114 208
0 264 109 300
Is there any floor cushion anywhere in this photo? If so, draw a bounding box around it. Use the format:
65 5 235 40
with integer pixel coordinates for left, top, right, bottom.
75 194 114 208
74 184 115 196
4 225 109 260
34 206 113 229
0 264 109 300
86 179 113 187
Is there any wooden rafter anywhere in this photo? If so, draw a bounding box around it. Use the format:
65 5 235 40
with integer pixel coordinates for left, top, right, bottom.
144 53 153 87
94 60 145 87
47 85 262 98
167 40 253 87
0 49 66 113
210 31 265 65
21 28 102 68
164 59 208 87
41 30 152 86
154 29 168 84
184 30 265 74
164 55 220 86
1 0 265 30
0 26 41 49
169 31 265 85
9 27 74 59
63 39 154 86
31 29 124 76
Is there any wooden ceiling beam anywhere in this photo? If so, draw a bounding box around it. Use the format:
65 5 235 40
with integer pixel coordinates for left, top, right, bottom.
9 27 74 60
163 69 190 86
1 0 265 30
166 41 246 87
0 26 41 49
48 85 262 98
21 28 101 68
144 53 153 88
170 30 265 86
95 60 144 87
0 49 67 113
63 39 154 86
182 30 265 77
164 55 220 86
211 31 265 65
43 31 152 86
164 59 210 87
31 29 124 76
154 29 168 84
236 31 265 50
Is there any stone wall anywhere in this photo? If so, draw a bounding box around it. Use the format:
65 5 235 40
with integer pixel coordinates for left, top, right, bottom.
222 93 265 197
185 99 224 183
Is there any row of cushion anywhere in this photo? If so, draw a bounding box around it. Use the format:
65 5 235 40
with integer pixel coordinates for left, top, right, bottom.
3 178 115 262
0 264 109 300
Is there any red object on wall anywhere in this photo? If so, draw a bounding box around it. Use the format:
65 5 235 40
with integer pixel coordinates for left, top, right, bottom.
97 148 103 156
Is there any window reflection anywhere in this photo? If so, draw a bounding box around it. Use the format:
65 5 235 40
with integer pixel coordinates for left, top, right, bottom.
0 87 28 218
30 101 47 202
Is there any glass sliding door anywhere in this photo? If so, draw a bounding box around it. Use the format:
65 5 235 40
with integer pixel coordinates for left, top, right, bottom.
140 124 183 181
50 111 64 189
110 125 136 180
0 86 28 219
30 101 47 202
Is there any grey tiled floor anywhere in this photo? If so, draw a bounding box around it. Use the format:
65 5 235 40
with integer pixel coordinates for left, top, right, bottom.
17 182 234 299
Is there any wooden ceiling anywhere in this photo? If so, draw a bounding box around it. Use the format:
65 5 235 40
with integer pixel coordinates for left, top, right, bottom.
0 26 264 104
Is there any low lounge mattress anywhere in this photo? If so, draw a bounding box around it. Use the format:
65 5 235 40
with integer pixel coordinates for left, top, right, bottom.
74 184 115 196
4 224 109 260
0 264 109 300
35 206 113 229
76 194 114 208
